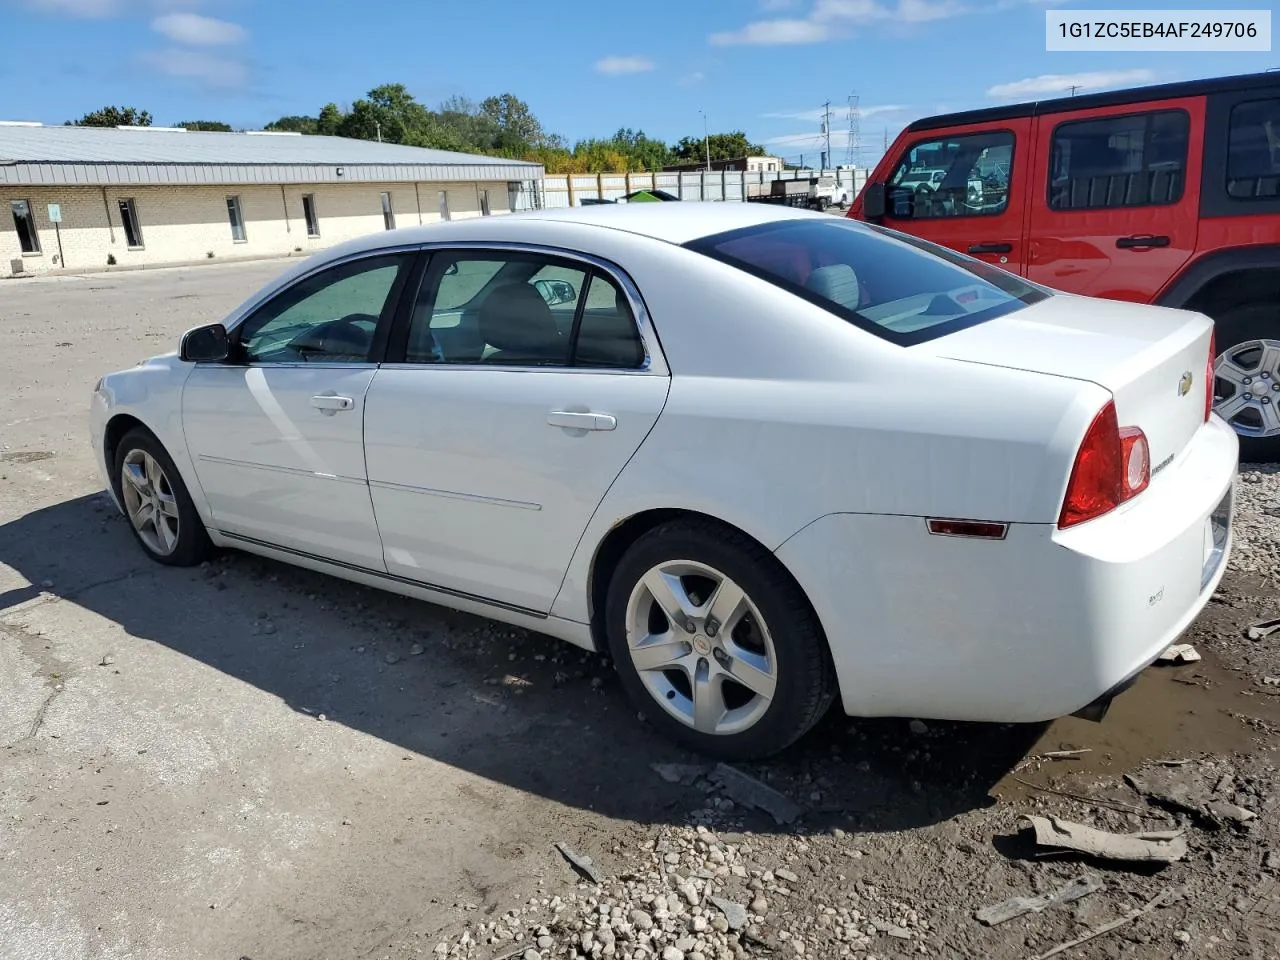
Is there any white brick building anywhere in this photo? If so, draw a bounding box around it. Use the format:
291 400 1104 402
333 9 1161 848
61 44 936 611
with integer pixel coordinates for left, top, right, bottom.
0 124 543 278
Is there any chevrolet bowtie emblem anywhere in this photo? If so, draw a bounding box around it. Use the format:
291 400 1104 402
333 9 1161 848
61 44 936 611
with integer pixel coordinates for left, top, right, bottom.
1178 371 1194 397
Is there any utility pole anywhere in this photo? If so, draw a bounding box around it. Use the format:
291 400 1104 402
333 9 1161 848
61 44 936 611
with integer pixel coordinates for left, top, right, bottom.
821 100 832 171
1068 85 1081 96
699 109 711 172
845 93 861 166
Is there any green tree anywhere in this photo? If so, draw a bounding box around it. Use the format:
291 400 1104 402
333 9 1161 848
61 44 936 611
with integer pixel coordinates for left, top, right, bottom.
316 103 344 136
264 115 318 134
672 131 765 164
177 120 232 132
69 106 152 127
481 93 543 152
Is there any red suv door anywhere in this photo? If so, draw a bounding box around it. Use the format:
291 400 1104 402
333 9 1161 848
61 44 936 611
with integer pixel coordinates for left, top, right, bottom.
1025 98 1202 301
875 119 1031 273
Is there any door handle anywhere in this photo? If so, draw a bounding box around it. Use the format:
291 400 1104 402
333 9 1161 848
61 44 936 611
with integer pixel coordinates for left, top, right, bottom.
967 242 1013 254
1116 234 1170 249
547 410 617 432
310 394 354 411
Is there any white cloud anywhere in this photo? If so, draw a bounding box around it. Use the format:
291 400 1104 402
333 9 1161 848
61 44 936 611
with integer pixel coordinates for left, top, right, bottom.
594 55 656 75
23 0 121 15
763 103 907 121
677 71 707 86
710 18 832 45
712 0 995 45
151 12 245 45
759 0 802 8
986 69 1154 98
139 47 248 89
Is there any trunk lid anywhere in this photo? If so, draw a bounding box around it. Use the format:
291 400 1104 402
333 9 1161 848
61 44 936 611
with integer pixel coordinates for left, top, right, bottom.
923 293 1212 475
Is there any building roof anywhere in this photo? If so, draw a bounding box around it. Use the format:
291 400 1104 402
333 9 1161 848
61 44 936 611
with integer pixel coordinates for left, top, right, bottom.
0 124 541 187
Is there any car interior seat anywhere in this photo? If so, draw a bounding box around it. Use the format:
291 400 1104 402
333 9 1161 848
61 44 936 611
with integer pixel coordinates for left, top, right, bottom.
478 282 566 365
805 264 861 311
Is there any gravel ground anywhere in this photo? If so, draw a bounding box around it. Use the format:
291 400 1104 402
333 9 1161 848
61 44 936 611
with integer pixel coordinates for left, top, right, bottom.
3 261 1280 960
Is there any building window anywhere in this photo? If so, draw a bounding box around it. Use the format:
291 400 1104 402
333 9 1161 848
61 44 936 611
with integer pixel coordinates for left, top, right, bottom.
118 198 143 248
480 188 491 216
302 194 320 237
9 200 40 254
1048 110 1190 211
226 195 247 242
437 190 450 221
1226 98 1280 200
380 191 396 230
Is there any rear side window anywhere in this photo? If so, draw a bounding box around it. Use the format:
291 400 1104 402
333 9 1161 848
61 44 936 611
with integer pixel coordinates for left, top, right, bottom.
887 130 1014 220
1048 110 1190 210
686 219 1050 346
1226 98 1280 201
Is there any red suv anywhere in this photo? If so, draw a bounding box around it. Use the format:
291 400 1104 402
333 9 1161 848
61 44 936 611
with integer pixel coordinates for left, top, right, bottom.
850 70 1280 460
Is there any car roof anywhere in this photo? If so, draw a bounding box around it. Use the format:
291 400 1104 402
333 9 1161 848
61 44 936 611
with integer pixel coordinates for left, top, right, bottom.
335 202 836 254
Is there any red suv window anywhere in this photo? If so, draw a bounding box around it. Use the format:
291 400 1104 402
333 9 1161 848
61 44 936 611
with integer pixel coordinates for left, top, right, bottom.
1048 110 1191 211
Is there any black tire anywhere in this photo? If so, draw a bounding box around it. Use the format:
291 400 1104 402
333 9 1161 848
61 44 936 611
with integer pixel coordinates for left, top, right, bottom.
111 427 213 567
604 518 836 760
1213 303 1280 463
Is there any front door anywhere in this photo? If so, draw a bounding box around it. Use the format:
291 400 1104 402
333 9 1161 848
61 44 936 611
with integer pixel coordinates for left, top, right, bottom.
880 120 1032 274
182 251 414 568
363 249 670 614
1025 99 1201 301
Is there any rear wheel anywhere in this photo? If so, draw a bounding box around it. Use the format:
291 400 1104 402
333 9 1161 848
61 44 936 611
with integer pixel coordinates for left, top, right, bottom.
1213 303 1280 463
604 519 836 760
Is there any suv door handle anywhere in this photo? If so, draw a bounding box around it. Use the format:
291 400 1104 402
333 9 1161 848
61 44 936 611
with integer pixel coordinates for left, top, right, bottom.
311 394 354 412
1116 234 1170 249
967 242 1012 254
548 410 617 432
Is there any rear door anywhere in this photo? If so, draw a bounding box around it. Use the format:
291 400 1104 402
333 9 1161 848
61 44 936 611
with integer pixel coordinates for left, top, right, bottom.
363 247 670 614
1025 98 1202 301
879 119 1032 274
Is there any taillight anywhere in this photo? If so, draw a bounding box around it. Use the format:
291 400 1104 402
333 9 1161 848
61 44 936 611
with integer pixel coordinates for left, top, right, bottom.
1205 329 1216 422
1058 400 1150 529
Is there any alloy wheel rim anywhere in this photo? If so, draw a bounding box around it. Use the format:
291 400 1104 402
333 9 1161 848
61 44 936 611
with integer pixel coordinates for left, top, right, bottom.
624 560 778 737
120 449 180 556
1215 339 1280 439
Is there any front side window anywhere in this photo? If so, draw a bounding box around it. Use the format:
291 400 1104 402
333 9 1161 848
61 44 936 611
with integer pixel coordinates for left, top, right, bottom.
1048 109 1190 210
118 198 143 248
10 200 40 254
887 130 1013 219
1226 98 1280 200
236 254 409 363
380 191 396 230
226 195 247 242
403 253 645 368
302 194 320 237
686 218 1050 346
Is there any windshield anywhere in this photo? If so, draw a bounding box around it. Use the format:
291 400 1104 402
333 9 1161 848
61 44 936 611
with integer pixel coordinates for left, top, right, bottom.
685 218 1051 345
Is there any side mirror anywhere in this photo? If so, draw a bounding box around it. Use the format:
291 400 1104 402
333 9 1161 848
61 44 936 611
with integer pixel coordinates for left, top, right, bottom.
862 181 886 220
180 323 230 362
533 278 577 306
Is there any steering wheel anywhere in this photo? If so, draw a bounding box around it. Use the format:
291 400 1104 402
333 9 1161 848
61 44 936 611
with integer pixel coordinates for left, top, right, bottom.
291 313 378 361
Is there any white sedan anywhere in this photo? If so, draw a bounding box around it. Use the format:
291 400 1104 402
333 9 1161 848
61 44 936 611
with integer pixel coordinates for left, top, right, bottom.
90 204 1237 759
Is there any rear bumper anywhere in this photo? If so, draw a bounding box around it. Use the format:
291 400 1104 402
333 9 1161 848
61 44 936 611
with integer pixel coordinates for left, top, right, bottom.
775 415 1238 723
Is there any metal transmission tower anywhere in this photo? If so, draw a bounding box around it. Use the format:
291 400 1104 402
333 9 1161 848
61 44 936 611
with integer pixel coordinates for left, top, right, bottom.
845 94 861 167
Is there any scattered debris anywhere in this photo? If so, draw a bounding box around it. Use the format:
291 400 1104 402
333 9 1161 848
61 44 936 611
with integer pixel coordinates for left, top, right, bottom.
1246 618 1280 641
1206 800 1257 826
1023 815 1188 864
1042 749 1092 760
409 643 425 656
1029 889 1172 960
554 842 602 885
1264 676 1280 686
709 763 802 825
708 896 748 931
98 654 114 667
976 874 1105 926
1012 776 1149 815
1125 769 1209 816
650 763 709 786
1159 643 1202 664
908 719 929 735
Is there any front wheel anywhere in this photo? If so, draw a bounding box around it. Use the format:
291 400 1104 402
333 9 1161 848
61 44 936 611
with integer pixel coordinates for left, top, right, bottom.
604 519 836 760
112 427 213 566
1213 303 1280 463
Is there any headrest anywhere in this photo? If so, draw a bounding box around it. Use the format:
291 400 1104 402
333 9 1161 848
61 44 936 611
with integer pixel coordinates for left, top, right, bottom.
806 264 860 309
478 283 558 355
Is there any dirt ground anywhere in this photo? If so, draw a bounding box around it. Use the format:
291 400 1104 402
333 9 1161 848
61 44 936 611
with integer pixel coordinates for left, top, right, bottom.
1 260 1279 960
